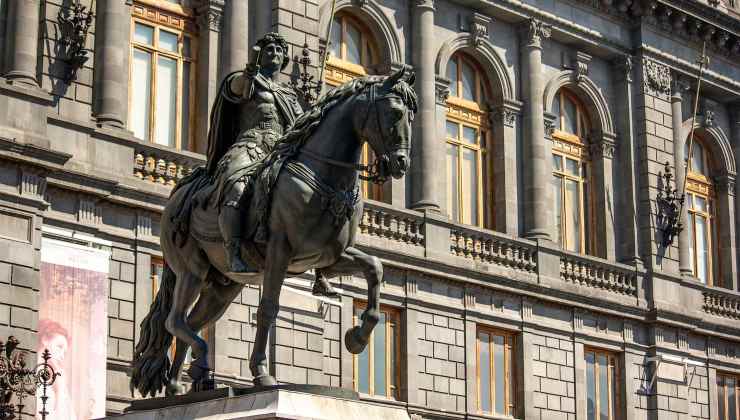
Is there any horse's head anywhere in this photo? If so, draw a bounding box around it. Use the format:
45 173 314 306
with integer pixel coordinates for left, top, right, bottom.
359 67 418 180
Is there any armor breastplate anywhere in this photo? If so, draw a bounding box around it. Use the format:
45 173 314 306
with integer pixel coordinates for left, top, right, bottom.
238 88 283 137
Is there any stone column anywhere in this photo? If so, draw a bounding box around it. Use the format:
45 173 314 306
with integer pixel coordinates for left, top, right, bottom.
491 101 522 235
714 175 737 289
410 0 440 212
590 133 617 260
4 0 40 86
671 78 692 276
94 0 131 128
520 19 552 240
194 4 223 153
220 0 249 80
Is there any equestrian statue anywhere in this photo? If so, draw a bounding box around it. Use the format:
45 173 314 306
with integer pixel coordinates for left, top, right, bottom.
129 32 418 397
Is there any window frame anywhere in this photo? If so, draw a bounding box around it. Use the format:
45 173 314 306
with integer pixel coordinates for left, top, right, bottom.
686 139 718 286
129 1 197 151
717 372 740 420
551 90 593 254
445 53 492 228
476 326 517 416
584 347 620 420
352 301 401 400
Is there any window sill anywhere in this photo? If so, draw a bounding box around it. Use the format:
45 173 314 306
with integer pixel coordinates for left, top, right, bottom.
356 393 406 407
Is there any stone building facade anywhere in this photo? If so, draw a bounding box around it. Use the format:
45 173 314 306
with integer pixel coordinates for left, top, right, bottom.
0 0 739 419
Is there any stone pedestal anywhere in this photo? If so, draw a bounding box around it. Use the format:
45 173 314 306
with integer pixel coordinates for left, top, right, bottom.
101 386 411 420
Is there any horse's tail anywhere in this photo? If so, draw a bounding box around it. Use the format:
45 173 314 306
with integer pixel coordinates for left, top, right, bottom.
130 263 176 398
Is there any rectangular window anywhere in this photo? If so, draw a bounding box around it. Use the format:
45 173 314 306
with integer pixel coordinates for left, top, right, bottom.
552 144 590 254
718 373 739 420
446 118 488 227
477 327 516 416
585 349 619 420
353 302 400 399
130 2 196 150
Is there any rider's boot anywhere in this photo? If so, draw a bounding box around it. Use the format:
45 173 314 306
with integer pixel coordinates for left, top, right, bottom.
220 205 257 274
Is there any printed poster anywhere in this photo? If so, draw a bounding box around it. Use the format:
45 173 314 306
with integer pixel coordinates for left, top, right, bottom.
37 238 110 420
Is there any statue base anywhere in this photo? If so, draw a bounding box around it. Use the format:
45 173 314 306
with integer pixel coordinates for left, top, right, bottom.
103 385 411 420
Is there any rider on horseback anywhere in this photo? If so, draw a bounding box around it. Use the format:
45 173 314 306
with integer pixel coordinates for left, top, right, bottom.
205 33 302 275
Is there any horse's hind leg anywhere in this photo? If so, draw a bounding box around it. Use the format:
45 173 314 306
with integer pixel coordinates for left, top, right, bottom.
165 272 207 385
319 247 382 354
250 233 291 387
167 277 245 395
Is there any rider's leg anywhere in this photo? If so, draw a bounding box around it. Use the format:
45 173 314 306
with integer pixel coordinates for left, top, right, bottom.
219 182 256 273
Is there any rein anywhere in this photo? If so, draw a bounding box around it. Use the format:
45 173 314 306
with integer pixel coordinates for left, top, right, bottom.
299 83 394 184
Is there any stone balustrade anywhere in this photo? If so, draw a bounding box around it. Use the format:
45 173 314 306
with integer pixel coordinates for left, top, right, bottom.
449 227 537 273
359 201 425 247
559 252 638 297
132 145 205 186
703 289 740 319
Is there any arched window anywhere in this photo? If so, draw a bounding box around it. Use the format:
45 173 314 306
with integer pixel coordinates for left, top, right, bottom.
685 138 717 285
129 1 197 150
444 53 491 227
325 12 385 202
551 89 592 254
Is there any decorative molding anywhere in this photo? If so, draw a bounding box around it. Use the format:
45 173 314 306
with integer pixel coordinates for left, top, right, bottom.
670 73 690 100
137 214 153 237
569 51 592 84
714 174 736 196
492 106 518 127
623 321 635 343
520 18 551 49
351 0 368 6
573 308 585 330
435 76 451 105
78 198 102 226
20 170 47 199
544 112 557 137
468 12 492 47
620 55 634 83
641 58 672 98
589 136 617 159
699 98 718 128
405 274 418 297
522 298 534 321
199 8 223 32
464 286 476 308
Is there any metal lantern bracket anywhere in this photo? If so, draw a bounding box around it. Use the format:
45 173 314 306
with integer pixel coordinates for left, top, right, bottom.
0 337 59 420
57 1 94 83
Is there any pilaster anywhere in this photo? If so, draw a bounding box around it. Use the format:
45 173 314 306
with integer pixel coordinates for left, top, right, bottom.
194 1 224 154
519 18 552 241
612 55 642 267
731 105 740 291
714 174 737 289
491 100 522 235
589 131 617 260
410 0 440 212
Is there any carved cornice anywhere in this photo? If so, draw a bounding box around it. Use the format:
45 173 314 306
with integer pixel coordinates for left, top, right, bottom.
469 12 492 47
641 58 672 99
520 18 551 49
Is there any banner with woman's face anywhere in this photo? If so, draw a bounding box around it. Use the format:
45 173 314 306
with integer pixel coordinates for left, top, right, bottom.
38 238 110 420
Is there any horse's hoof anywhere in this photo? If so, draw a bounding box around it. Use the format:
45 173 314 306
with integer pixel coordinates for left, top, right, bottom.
253 374 277 388
165 381 186 396
312 279 340 298
344 326 368 354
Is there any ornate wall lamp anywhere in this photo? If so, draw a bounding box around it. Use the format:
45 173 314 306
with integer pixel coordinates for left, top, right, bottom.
57 1 94 83
0 337 58 420
656 162 684 247
290 43 321 105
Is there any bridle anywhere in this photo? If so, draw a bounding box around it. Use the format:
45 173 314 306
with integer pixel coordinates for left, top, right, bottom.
299 82 408 184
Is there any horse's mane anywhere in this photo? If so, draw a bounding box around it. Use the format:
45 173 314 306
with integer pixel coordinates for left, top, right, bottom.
272 73 417 158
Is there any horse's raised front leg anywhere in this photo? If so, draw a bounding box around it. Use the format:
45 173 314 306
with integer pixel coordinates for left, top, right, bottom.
250 233 291 387
320 246 382 354
164 272 207 386
167 277 244 395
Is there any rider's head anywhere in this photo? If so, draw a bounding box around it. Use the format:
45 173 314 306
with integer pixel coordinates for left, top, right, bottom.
256 33 290 73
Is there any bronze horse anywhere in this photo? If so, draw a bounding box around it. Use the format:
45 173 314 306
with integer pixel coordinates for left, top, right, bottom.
130 68 417 397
